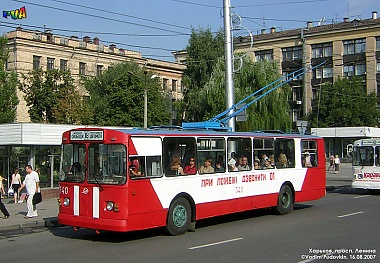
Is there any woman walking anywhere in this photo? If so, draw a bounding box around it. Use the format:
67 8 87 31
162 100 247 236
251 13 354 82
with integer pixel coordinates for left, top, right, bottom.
11 169 22 203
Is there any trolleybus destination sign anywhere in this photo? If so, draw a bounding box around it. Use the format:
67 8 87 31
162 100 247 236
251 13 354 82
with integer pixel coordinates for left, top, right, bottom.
70 130 104 141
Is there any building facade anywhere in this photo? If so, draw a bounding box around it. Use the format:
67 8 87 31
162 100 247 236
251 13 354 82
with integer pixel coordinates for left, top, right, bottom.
240 11 380 123
5 27 185 123
1 28 185 192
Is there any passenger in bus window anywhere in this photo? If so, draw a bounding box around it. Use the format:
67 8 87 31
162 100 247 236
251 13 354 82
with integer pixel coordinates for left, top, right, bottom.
228 158 238 172
237 156 251 171
130 159 144 177
215 161 225 173
277 153 288 168
199 158 214 174
254 160 262 170
180 158 196 175
263 159 273 169
304 152 312 167
170 156 183 175
260 154 269 167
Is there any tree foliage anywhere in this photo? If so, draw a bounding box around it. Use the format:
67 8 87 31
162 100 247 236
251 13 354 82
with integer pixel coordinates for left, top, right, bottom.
308 77 379 127
19 69 83 124
0 35 19 123
177 27 224 122
82 61 170 127
184 58 292 131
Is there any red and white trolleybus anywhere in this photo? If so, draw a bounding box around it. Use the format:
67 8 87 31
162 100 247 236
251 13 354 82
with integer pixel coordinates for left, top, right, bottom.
58 127 326 235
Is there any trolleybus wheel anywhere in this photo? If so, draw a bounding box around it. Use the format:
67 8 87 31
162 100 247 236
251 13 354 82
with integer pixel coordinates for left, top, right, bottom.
166 197 191 236
275 184 293 215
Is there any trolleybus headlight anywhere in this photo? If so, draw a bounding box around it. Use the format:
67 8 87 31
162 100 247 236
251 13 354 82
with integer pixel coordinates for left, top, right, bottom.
63 198 70 207
106 201 114 211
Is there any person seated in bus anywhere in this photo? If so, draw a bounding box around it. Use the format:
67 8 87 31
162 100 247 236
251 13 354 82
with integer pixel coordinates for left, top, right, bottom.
237 156 251 171
303 152 312 167
276 153 288 168
254 159 262 170
260 154 269 167
215 161 225 173
179 157 196 175
169 156 183 175
130 159 144 177
228 158 238 172
262 158 273 169
199 158 214 174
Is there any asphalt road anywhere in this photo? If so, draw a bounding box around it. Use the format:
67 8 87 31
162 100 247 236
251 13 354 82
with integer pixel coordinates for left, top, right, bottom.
1 185 378 263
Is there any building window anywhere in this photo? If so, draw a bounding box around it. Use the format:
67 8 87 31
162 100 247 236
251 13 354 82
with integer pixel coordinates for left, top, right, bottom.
314 67 333 79
282 46 302 61
47 57 54 70
60 59 68 71
171 79 177 92
311 43 332 58
33 55 41 70
79 62 86 75
377 62 380 73
343 63 365 77
343 39 366 55
377 37 380 51
97 65 103 76
163 78 169 90
255 49 273 62
355 63 366 75
343 65 354 77
282 69 303 81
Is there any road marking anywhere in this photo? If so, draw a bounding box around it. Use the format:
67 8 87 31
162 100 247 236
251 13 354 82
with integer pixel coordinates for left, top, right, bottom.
353 195 371 199
188 237 243 250
337 211 364 218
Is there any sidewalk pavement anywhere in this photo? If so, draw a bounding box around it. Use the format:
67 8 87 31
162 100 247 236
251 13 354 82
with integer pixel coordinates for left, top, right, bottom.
0 163 354 233
0 196 60 232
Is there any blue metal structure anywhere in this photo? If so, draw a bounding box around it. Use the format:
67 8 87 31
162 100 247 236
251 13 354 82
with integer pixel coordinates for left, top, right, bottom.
181 61 326 131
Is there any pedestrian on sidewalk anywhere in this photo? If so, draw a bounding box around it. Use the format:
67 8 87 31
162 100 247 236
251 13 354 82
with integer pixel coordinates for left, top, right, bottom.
0 175 10 219
11 169 22 204
328 154 335 171
18 165 40 219
334 154 340 174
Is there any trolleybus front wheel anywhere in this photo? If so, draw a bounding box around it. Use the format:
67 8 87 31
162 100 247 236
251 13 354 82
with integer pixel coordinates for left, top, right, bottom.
166 197 191 236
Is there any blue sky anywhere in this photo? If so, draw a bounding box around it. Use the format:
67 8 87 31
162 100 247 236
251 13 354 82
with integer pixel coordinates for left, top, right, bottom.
0 0 378 62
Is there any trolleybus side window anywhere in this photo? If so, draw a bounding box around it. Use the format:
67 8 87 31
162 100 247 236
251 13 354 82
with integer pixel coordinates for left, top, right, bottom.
197 138 226 174
301 140 318 167
163 137 196 176
88 144 126 184
227 137 252 172
254 138 274 170
275 138 295 168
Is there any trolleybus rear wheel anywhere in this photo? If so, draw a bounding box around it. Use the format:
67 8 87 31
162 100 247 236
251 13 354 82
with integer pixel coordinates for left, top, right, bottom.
275 184 293 215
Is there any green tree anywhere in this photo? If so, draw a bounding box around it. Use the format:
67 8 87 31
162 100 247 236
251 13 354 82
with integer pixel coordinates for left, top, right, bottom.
0 35 19 123
308 77 379 127
19 69 83 124
82 61 170 127
180 27 224 122
185 58 292 132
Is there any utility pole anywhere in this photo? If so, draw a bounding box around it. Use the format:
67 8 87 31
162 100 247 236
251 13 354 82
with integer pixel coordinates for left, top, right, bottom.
223 0 235 132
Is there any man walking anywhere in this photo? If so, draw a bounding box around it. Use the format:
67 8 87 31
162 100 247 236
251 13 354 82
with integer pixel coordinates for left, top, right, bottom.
18 165 40 218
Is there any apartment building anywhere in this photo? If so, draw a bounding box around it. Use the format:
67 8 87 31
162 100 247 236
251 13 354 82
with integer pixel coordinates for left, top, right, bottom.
5 27 185 122
243 11 380 122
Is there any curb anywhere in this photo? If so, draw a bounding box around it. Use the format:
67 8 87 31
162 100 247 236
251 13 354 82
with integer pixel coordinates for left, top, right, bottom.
0 217 60 232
